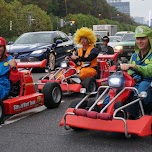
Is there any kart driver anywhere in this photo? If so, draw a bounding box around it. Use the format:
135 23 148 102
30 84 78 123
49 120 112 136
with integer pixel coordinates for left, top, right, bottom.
97 36 114 55
120 25 152 119
103 25 152 119
69 27 99 80
0 37 16 99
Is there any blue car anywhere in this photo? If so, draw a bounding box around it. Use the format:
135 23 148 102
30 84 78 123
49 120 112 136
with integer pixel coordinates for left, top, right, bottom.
6 31 74 70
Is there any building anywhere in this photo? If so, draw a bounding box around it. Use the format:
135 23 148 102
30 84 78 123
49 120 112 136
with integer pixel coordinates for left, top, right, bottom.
134 17 145 24
106 0 130 16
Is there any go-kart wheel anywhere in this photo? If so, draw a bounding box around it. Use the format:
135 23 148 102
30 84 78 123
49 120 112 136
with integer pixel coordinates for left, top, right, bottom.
114 102 127 119
0 101 5 124
69 99 88 108
82 77 97 92
87 99 101 112
49 53 56 71
42 82 62 108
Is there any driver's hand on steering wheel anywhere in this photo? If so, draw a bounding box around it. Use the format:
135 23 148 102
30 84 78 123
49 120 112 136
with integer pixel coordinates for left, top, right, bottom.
8 59 17 68
65 56 70 60
120 63 136 71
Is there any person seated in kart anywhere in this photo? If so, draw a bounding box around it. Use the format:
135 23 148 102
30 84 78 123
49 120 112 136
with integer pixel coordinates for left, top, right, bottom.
97 36 114 55
66 27 99 80
0 37 17 100
103 25 152 119
96 36 114 66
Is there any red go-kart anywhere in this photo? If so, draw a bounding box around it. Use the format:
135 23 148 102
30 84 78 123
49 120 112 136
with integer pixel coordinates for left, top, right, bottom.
37 53 119 95
0 60 62 124
60 68 152 138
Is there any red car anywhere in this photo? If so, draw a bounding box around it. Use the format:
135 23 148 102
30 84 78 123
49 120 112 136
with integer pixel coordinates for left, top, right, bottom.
0 60 62 124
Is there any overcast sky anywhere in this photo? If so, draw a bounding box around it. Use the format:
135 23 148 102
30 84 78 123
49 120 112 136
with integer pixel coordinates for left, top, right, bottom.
122 0 151 21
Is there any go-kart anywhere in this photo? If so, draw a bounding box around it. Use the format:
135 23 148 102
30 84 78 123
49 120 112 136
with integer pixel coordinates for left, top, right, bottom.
60 68 152 138
0 59 62 124
37 59 99 95
37 49 119 95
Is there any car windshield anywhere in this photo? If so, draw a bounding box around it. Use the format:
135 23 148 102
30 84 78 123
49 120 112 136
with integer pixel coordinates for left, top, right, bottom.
109 36 121 42
14 33 53 44
121 34 135 42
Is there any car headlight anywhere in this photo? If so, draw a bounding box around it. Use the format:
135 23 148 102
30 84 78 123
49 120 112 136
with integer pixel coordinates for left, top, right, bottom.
60 61 69 68
108 72 124 88
114 46 123 53
31 49 46 55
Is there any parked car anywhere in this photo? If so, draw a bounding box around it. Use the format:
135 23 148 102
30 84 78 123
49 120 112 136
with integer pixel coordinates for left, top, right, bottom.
6 31 74 70
108 35 121 48
115 31 134 38
114 33 135 62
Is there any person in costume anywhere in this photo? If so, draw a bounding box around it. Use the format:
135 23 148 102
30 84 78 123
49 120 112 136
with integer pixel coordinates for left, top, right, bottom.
0 37 16 99
70 27 99 80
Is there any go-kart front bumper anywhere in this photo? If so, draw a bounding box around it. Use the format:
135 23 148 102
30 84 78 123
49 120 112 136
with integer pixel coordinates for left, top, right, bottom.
60 108 152 137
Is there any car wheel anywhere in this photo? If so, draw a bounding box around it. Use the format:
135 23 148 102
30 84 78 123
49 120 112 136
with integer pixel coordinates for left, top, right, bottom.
0 101 5 124
82 77 97 92
49 53 56 71
42 82 62 108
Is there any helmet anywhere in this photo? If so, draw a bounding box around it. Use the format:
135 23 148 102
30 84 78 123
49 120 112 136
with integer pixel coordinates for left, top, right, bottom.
0 37 6 46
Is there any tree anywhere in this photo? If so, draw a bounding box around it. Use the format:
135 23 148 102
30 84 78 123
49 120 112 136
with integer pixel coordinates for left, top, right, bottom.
9 0 53 35
0 0 18 38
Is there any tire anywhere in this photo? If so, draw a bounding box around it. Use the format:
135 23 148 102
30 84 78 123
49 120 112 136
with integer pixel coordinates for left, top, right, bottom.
82 77 97 92
49 53 56 71
69 99 88 108
87 99 101 112
42 82 62 108
0 101 5 124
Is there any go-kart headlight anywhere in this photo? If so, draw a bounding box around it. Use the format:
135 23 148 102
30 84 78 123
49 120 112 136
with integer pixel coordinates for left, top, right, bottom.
80 88 86 94
108 72 124 88
60 61 69 68
31 49 46 55
114 46 123 53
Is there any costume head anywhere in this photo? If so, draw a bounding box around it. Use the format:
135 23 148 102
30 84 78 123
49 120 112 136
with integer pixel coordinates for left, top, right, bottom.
0 37 7 61
74 27 97 46
134 25 152 52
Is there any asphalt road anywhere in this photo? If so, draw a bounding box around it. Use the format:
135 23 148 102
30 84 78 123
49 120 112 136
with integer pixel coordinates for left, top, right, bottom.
0 73 152 152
